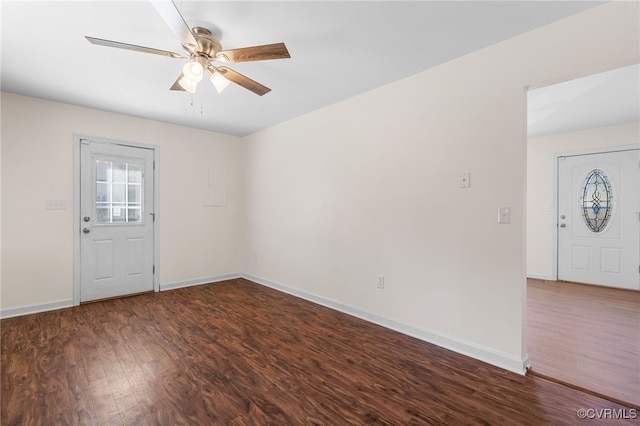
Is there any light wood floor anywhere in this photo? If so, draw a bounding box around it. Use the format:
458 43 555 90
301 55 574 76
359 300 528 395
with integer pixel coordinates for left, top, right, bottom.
527 278 640 407
2 278 638 425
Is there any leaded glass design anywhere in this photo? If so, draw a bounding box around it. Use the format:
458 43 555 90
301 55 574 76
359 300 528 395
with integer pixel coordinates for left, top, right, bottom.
580 169 613 233
95 159 143 224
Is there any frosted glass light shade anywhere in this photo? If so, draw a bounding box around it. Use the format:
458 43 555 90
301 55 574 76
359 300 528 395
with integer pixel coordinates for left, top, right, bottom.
210 71 231 93
183 61 204 83
178 76 198 93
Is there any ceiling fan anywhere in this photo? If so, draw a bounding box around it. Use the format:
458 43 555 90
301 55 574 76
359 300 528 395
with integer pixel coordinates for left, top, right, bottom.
85 0 290 96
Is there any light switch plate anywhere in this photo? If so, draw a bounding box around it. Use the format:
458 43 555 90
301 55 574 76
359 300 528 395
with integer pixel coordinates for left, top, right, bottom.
498 207 511 224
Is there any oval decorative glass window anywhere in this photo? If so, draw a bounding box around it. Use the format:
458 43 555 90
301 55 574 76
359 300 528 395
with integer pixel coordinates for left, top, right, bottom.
581 169 613 233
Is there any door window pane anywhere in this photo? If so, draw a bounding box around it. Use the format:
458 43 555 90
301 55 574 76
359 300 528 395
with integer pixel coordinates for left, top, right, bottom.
127 208 141 222
581 169 613 233
96 161 110 182
112 184 125 203
96 182 109 202
95 159 144 224
96 208 110 223
128 185 141 203
112 162 127 183
111 205 126 222
128 164 142 184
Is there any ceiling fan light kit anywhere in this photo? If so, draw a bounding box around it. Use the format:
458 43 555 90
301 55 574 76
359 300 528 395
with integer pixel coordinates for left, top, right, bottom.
85 0 290 98
209 70 231 94
182 59 205 83
177 75 198 94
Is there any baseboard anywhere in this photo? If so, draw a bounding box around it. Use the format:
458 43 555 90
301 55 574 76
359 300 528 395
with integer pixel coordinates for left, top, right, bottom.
526 273 556 281
241 272 529 375
160 273 242 291
1 273 529 375
0 299 74 319
1 274 242 318
523 353 531 370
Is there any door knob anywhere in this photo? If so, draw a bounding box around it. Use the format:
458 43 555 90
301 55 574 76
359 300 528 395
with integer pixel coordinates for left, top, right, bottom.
560 223 567 228
82 228 91 234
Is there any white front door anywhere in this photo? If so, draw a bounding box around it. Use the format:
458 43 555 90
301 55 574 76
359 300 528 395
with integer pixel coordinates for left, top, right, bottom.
80 140 155 302
557 148 639 290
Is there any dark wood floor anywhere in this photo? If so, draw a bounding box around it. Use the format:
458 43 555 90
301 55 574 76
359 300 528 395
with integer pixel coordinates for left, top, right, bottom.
2 278 637 425
527 279 640 407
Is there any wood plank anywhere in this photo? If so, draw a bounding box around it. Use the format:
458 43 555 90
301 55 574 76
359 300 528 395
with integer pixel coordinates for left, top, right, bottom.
2 278 637 424
527 279 640 407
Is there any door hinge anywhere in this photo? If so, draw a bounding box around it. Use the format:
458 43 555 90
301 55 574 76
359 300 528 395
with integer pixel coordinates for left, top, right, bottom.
153 161 156 170
153 265 155 274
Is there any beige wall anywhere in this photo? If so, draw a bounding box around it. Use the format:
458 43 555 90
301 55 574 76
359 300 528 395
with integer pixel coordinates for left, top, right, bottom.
242 1 639 371
527 122 640 280
1 1 638 373
1 93 244 309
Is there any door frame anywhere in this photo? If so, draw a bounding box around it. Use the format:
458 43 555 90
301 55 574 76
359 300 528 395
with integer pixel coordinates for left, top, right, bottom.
73 134 160 305
553 144 638 281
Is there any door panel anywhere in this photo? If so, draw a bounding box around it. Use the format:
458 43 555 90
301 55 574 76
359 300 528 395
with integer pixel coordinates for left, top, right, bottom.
557 149 639 290
94 240 114 280
571 246 590 270
601 248 621 273
126 238 144 276
80 140 154 302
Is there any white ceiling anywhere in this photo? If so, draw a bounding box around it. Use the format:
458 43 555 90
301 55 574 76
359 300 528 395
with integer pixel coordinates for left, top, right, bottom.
528 63 640 137
1 1 605 137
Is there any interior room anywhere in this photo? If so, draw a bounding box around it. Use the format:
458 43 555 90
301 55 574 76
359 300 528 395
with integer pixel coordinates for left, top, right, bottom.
526 65 640 406
1 1 638 423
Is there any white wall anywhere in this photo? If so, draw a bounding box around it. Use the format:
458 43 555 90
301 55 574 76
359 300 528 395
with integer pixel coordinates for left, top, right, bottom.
527 122 640 280
1 93 244 311
242 2 639 372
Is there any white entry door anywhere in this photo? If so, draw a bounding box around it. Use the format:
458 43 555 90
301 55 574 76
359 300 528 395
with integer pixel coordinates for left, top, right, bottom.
557 149 639 290
80 140 155 302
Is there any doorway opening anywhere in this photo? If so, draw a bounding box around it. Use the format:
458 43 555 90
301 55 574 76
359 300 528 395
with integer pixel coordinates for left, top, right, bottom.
525 64 640 406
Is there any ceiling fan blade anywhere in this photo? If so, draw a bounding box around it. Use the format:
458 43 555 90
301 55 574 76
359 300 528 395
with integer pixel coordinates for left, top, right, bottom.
216 43 290 63
216 67 271 96
149 0 198 50
170 73 186 91
85 36 184 58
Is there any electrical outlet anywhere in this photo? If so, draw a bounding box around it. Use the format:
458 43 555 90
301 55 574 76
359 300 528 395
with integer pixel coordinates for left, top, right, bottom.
377 275 385 289
459 172 470 188
45 199 66 210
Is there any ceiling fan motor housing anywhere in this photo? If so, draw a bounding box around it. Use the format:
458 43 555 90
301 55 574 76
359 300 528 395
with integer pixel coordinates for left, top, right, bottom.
189 27 222 59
